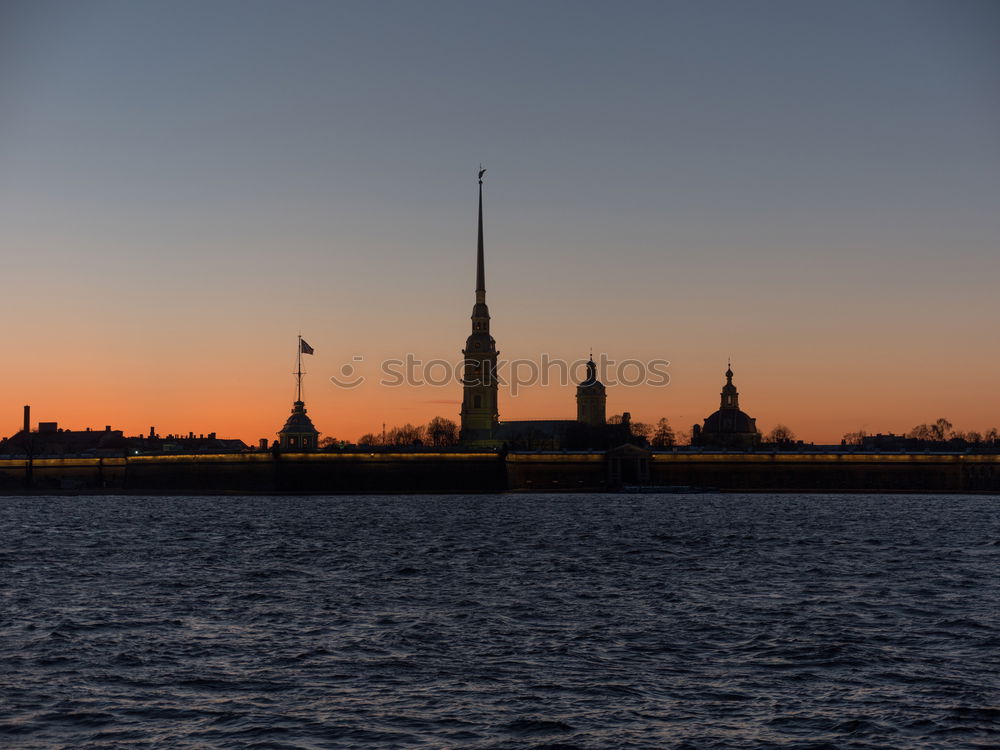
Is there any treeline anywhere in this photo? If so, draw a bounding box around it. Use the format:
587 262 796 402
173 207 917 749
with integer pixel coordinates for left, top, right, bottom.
842 418 1000 450
356 415 684 450
608 415 678 448
357 417 459 447
350 414 999 452
905 418 998 445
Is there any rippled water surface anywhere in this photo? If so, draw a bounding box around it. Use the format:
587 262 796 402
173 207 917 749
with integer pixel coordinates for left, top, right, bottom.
1 494 999 749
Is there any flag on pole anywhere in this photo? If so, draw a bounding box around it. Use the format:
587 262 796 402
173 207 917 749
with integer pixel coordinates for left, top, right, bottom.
300 339 314 355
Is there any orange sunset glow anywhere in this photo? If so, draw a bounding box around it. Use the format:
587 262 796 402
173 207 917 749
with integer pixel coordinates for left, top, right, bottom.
5 6 1000 750
2 1 998 448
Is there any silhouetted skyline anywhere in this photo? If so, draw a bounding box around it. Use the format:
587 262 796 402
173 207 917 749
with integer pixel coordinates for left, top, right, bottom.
2 1 998 443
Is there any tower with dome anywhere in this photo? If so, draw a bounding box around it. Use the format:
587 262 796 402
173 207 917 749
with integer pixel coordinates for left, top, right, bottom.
692 363 761 450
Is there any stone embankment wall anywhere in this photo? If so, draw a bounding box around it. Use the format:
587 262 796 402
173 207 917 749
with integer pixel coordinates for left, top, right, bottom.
0 451 997 493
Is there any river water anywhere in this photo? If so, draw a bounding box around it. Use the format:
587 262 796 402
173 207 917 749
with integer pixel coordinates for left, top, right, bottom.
1 493 998 749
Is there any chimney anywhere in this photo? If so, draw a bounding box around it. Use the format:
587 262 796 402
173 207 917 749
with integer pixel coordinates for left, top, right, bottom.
23 405 29 434
149 426 155 438
105 425 111 432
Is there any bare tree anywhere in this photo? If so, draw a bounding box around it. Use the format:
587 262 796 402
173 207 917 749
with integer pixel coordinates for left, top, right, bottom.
909 419 954 442
630 422 652 440
650 417 675 448
767 424 796 445
931 418 954 442
357 432 382 446
842 429 867 446
388 423 425 446
426 416 459 447
319 436 340 449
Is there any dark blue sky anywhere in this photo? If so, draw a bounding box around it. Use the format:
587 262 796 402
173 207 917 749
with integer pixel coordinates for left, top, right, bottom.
1 0 998 440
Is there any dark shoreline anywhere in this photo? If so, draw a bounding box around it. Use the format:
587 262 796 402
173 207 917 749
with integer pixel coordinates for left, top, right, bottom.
2 448 998 495
2 488 998 497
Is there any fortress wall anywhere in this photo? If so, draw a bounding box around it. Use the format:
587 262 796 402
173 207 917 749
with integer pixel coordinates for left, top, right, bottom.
270 452 505 493
0 453 506 493
649 453 1000 492
125 453 506 493
126 454 276 492
960 457 1000 491
0 458 28 489
3 457 126 491
0 452 997 493
505 453 608 492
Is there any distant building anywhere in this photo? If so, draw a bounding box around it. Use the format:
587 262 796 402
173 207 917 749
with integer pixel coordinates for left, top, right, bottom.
576 356 607 426
692 364 761 450
129 431 247 454
0 423 127 457
277 336 320 452
495 419 576 451
278 402 319 451
496 355 611 449
0 419 248 457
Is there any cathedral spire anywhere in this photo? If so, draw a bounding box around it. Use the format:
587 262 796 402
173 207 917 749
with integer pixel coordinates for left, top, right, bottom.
461 167 499 445
476 166 486 304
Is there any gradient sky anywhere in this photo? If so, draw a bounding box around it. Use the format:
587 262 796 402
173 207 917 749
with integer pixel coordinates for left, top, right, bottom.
2 0 998 444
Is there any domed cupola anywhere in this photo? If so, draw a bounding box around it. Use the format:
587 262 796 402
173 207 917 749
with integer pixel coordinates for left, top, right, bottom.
694 361 760 450
279 401 319 451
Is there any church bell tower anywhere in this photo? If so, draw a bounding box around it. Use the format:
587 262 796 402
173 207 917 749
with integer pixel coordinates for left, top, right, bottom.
576 354 607 426
459 168 500 445
720 362 740 410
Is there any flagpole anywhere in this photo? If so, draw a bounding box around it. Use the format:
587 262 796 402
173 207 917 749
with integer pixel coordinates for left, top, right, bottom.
296 335 303 402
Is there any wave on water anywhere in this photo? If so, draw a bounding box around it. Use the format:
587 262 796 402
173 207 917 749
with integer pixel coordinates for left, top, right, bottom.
1 493 998 749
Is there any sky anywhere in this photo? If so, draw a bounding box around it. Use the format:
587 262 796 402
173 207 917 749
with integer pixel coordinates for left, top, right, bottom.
1 0 998 444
